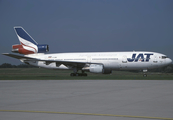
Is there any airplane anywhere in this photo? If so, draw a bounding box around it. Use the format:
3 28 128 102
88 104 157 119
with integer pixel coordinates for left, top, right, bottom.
2 26 172 76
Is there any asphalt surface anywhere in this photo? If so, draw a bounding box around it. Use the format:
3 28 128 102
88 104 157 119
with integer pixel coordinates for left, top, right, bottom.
0 80 173 120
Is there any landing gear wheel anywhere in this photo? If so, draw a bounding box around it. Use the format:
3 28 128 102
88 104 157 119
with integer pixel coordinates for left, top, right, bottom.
83 73 87 76
70 73 88 76
143 74 147 77
70 73 74 76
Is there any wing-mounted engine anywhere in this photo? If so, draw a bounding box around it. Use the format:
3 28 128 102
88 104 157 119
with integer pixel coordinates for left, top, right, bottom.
12 44 49 55
89 64 112 74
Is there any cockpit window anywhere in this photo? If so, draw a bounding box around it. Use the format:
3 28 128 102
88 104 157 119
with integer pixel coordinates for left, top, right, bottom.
162 56 167 59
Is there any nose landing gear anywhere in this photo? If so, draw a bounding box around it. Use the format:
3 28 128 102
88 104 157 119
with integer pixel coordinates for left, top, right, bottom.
143 69 147 77
70 68 87 76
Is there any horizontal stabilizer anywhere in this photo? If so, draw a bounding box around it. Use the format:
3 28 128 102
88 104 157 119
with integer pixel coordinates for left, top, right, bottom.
2 53 33 60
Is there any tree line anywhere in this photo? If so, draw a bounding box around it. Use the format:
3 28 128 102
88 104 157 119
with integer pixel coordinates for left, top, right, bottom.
0 63 173 73
0 63 37 68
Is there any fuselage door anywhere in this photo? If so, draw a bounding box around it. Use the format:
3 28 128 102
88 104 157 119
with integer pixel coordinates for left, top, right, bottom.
153 55 158 63
120 55 128 69
152 55 158 68
122 55 127 63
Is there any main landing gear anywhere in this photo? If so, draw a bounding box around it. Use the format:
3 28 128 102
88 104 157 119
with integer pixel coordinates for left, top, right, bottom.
70 73 87 76
70 68 87 76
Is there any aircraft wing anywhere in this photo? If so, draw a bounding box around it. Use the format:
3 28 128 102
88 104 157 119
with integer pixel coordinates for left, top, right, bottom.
2 53 87 68
37 59 87 68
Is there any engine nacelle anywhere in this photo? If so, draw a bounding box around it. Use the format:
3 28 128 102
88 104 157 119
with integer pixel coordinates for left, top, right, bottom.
89 64 112 74
37 44 49 53
12 44 49 55
12 44 34 54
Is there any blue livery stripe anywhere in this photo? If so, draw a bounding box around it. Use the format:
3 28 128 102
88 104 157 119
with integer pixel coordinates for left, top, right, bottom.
14 27 38 45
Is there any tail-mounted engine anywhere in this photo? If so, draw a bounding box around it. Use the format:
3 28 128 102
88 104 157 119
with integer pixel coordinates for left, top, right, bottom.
37 44 49 53
12 44 49 54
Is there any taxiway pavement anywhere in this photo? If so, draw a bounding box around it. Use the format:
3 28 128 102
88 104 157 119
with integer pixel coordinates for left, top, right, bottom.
0 80 173 120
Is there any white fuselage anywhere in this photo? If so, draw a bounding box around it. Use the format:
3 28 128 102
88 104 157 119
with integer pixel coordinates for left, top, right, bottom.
5 27 172 76
25 51 172 71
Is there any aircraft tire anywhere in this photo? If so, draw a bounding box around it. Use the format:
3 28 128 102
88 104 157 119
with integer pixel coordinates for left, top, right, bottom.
70 73 75 76
70 73 87 76
143 74 147 77
83 73 87 76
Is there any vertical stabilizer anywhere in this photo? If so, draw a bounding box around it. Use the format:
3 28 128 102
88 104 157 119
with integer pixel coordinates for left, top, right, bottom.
12 26 49 54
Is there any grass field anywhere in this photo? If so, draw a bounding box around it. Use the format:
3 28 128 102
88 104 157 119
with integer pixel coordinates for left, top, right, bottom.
0 68 173 80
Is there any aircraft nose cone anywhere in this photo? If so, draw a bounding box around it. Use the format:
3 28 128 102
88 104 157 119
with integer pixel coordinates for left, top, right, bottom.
167 58 172 65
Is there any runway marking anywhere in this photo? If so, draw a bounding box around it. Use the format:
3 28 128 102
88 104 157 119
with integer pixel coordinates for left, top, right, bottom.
0 110 173 120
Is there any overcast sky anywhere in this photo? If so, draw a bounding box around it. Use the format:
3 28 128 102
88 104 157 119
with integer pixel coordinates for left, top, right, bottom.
0 0 173 65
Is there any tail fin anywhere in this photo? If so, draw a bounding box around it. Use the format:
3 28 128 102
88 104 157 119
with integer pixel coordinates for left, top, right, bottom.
12 26 49 54
14 26 38 46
